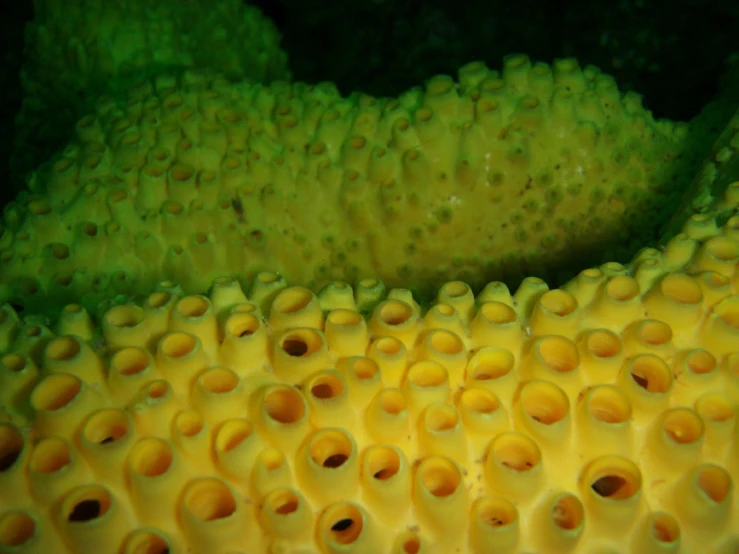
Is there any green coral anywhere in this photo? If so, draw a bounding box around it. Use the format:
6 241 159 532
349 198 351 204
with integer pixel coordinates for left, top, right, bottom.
11 0 290 193
0 56 695 315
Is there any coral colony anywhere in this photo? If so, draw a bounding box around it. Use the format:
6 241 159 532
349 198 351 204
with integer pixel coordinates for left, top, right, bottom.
1 1 738 552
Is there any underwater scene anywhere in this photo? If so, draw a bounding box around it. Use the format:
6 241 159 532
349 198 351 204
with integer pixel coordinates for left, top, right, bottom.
0 0 738 552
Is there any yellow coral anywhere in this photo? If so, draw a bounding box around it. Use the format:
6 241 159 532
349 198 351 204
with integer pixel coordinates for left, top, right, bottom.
0 213 738 553
1 55 688 313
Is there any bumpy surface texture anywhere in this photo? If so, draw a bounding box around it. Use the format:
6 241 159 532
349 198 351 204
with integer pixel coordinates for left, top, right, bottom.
662 103 739 241
12 0 290 192
1 209 739 553
0 56 689 314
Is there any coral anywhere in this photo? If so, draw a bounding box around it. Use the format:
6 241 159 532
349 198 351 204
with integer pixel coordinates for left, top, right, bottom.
11 0 290 192
661 103 739 240
0 208 738 552
0 55 689 314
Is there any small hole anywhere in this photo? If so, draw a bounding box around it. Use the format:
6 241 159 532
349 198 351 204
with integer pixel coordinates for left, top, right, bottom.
160 333 197 359
131 439 174 477
0 512 36 547
258 272 280 284
147 292 172 309
375 337 402 355
272 287 314 315
475 497 517 529
51 244 70 260
651 513 680 543
460 388 499 414
587 386 631 424
1 354 27 373
606 276 639 301
323 454 348 468
591 475 627 497
263 387 305 424
310 430 353 470
520 381 568 425
0 451 20 471
225 313 259 338
184 479 237 522
695 394 734 423
122 530 171 554
331 518 353 532
403 536 421 554
539 290 577 317
0 425 23 472
111 348 151 377
31 375 82 411
424 404 459 431
30 437 71 473
715 296 739 329
259 449 285 472
147 381 169 399
327 309 363 327
366 445 401 481
660 273 703 304
662 409 703 445
537 336 579 373
55 274 73 287
584 457 641 501
176 411 204 438
697 465 731 503
419 457 461 497
350 357 380 380
68 499 101 522
639 320 672 345
176 296 209 318
200 368 239 394
435 304 455 316
407 361 448 388
217 421 253 452
687 350 716 375
310 374 343 400
282 339 308 357
468 348 514 380
442 281 469 298
551 494 583 530
275 498 298 515
84 409 129 445
312 383 333 398
379 301 413 325
478 302 516 324
629 355 671 393
492 433 540 471
428 329 464 355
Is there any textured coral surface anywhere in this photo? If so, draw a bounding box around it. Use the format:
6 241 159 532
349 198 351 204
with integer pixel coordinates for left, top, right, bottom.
0 56 690 314
12 0 290 194
0 209 738 553
662 105 739 240
2 4 739 549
